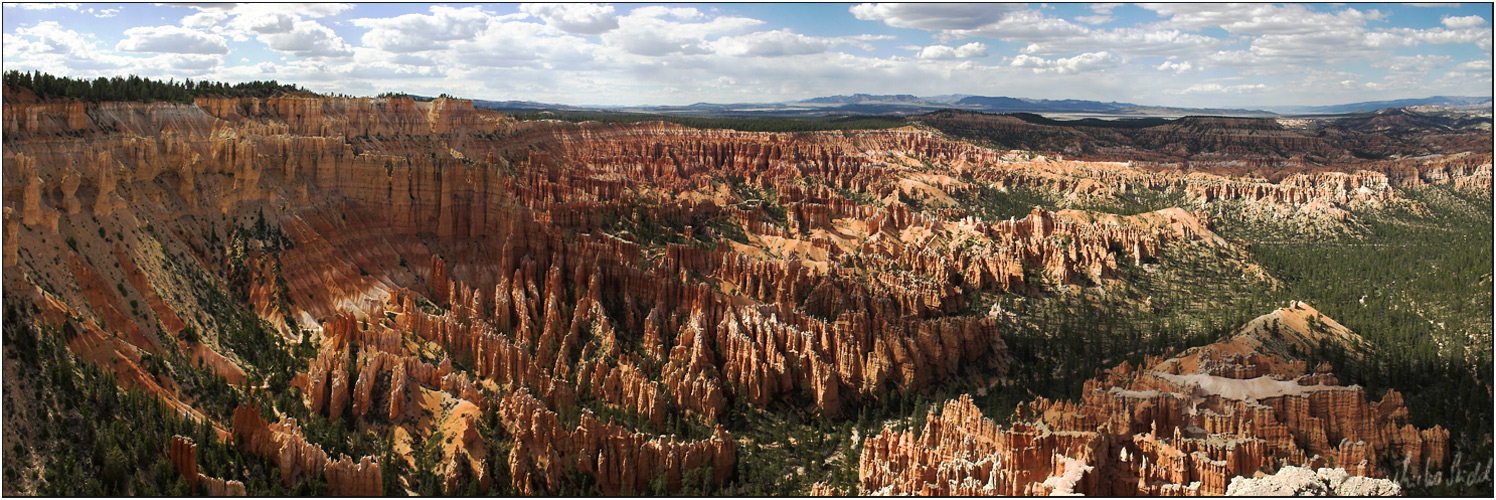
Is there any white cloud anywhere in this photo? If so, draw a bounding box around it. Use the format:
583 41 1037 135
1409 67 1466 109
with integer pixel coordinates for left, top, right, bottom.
520 3 619 35
1170 83 1268 95
259 20 354 58
4 3 78 10
950 9 1089 42
6 21 93 58
1391 25 1495 50
1010 51 1118 74
602 7 762 56
1022 27 1221 58
956 42 988 57
451 18 596 69
116 25 228 55
917 42 987 60
182 10 229 27
1201 19 1484 72
1442 15 1488 29
1157 60 1193 74
711 30 830 57
1142 3 1382 35
165 4 357 58
849 3 1023 30
352 6 491 53
1454 59 1493 71
84 7 119 18
1373 54 1452 73
3 21 130 75
299 4 354 18
0 2 1486 109
160 54 222 73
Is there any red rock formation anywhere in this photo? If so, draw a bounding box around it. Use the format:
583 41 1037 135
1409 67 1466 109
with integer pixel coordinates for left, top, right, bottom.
915 109 1492 174
4 91 1482 496
231 405 381 491
325 455 382 496
169 435 199 490
169 435 247 496
198 476 248 496
859 304 1449 496
500 389 734 495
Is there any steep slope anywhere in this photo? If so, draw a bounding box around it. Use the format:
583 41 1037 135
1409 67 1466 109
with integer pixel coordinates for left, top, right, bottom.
1 88 1485 496
858 303 1449 496
915 109 1493 176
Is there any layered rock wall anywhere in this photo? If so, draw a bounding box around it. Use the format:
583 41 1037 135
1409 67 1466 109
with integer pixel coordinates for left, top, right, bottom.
859 305 1449 496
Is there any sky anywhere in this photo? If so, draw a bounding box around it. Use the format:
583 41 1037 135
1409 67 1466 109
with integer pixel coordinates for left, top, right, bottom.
1 2 1492 108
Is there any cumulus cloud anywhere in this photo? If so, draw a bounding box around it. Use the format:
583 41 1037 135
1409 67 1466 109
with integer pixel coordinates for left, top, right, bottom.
5 21 94 58
1202 20 1481 72
1454 59 1493 71
2 2 1487 109
4 3 78 10
1442 15 1488 29
453 19 596 69
711 30 830 57
1170 83 1268 94
1157 60 1193 74
949 9 1089 42
1373 54 1452 73
182 10 229 27
1077 4 1120 25
259 20 354 58
602 6 763 56
1022 27 1221 58
116 25 228 54
1391 25 1495 49
1142 3 1382 35
83 7 119 18
1009 51 1118 74
160 54 222 73
300 4 353 18
849 3 1022 30
162 4 357 58
352 6 491 53
520 3 619 35
4 21 131 75
917 42 987 60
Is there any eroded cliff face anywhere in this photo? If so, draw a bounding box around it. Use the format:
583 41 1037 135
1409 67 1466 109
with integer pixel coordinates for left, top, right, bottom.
857 303 1448 496
2 91 1477 494
915 109 1494 176
169 435 247 496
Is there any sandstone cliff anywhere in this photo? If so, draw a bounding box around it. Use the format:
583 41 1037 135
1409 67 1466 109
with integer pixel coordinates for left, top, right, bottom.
3 91 1480 495
858 303 1448 496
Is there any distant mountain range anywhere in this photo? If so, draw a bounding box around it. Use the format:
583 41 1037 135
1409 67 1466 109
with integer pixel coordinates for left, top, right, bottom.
1268 96 1493 114
460 93 1492 119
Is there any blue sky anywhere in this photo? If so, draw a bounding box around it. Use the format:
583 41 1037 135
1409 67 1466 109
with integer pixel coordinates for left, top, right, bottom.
2 2 1491 108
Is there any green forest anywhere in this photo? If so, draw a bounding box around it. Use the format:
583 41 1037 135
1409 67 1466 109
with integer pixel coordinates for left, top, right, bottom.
2 70 305 104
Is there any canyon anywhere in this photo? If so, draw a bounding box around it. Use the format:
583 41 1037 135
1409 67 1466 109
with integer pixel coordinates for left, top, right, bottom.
856 303 1448 496
2 86 1488 495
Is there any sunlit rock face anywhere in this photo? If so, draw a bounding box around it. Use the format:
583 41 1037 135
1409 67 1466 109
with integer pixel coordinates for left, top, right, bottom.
857 303 1448 496
3 87 1477 495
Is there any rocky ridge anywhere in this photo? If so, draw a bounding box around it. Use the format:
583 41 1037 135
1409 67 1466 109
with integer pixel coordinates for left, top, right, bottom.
857 303 1448 496
1 90 1482 494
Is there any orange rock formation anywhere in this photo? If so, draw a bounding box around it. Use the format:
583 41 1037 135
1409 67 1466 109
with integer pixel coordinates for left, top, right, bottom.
858 303 1448 496
168 435 247 496
4 90 1481 495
